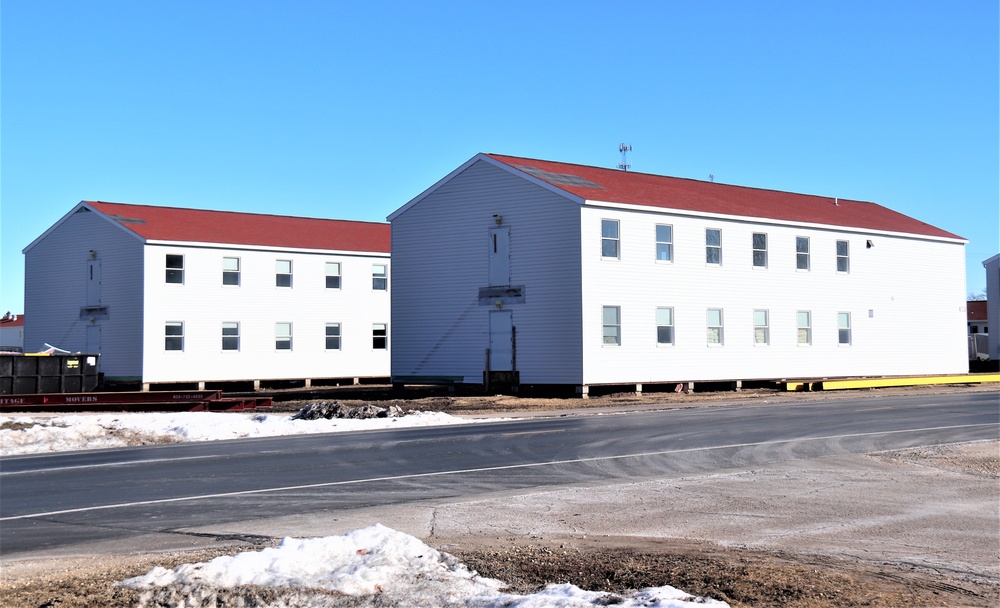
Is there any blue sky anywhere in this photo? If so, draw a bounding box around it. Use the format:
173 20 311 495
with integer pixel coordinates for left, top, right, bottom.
2 0 997 312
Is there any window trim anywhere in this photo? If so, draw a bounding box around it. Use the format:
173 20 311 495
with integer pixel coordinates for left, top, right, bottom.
796 236 810 271
222 257 241 286
601 219 620 259
325 322 342 350
326 262 342 290
275 260 293 288
838 312 852 345
836 240 850 273
602 305 621 346
165 254 184 284
655 224 673 263
222 321 240 351
753 309 769 345
372 264 388 291
797 311 812 345
164 321 184 351
275 322 292 351
706 308 724 345
656 306 674 346
752 233 768 268
705 228 722 265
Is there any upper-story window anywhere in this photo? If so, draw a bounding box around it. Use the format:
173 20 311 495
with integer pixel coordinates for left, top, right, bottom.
655 224 673 262
275 260 292 287
222 257 240 286
372 264 388 290
601 220 620 259
796 237 810 270
705 229 722 265
836 240 850 273
752 233 767 268
166 255 184 284
326 262 342 289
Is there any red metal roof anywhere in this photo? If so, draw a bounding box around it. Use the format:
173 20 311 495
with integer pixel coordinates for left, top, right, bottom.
486 154 963 240
967 300 988 322
85 201 390 253
0 313 24 328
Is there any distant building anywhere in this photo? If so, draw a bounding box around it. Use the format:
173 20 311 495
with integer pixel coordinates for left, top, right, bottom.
985 254 1000 361
23 201 391 390
0 313 24 352
967 300 988 335
388 153 968 395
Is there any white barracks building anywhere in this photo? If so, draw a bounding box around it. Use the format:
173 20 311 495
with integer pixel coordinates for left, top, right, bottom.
388 153 968 396
23 201 391 390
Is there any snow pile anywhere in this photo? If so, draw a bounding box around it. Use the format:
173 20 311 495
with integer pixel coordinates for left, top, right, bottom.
121 524 729 608
0 410 478 457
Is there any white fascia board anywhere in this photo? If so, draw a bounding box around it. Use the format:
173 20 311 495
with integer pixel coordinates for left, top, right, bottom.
386 153 583 222
144 240 390 258
583 199 969 245
21 201 147 253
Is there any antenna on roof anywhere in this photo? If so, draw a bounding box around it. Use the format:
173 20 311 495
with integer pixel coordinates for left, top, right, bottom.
709 174 715 183
617 144 632 171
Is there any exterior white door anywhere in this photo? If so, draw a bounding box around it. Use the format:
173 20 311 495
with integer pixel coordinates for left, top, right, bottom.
488 227 510 286
489 310 513 371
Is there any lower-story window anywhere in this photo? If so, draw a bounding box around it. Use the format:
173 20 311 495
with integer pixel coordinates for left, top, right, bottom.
656 307 674 345
797 311 812 345
276 322 292 350
165 322 184 351
222 322 240 351
706 308 724 345
372 323 387 349
326 323 342 350
838 312 852 345
603 306 621 345
753 309 769 345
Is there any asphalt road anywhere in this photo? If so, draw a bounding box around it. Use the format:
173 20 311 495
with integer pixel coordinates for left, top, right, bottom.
1 391 996 558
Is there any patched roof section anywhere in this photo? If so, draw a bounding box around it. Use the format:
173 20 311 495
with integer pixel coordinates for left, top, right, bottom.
486 154 962 240
85 201 390 253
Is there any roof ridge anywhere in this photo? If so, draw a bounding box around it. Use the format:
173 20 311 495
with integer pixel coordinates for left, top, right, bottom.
85 201 389 226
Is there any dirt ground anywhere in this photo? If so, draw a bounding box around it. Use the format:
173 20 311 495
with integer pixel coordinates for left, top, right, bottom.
1 385 997 607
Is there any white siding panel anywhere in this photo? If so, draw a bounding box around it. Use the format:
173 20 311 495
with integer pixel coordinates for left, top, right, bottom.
391 160 584 385
581 207 967 384
24 207 145 379
141 246 390 383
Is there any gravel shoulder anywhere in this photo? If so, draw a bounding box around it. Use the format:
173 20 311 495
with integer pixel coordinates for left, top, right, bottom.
1 385 998 607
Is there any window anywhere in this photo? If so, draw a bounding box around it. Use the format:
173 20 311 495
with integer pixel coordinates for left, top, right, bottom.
706 308 724 345
656 307 674 345
222 322 240 351
655 224 673 262
706 229 722 264
222 257 240 286
796 237 810 270
601 220 620 258
752 233 767 268
797 311 812 345
838 312 851 345
326 262 342 289
372 323 387 349
165 322 184 350
754 309 769 345
372 264 388 290
166 254 184 284
836 240 850 273
275 260 292 287
602 306 621 345
275 322 292 350
325 323 341 350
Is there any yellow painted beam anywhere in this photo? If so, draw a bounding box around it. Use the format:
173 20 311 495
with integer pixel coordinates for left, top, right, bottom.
818 374 1000 391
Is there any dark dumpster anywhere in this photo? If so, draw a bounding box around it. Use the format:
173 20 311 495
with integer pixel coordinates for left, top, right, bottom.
0 354 100 394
